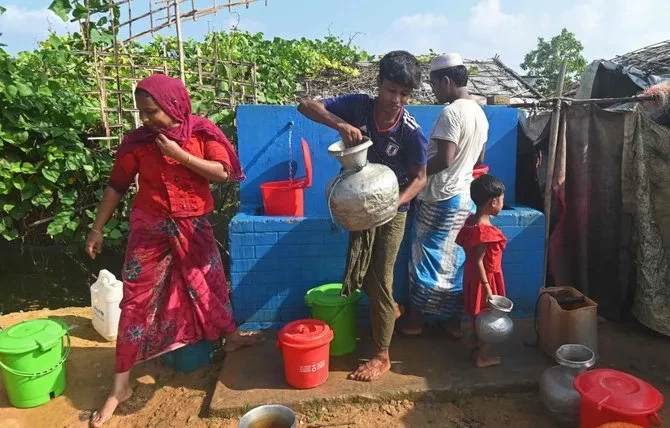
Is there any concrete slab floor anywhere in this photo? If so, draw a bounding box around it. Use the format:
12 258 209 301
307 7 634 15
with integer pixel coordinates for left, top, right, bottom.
211 318 670 418
211 319 552 417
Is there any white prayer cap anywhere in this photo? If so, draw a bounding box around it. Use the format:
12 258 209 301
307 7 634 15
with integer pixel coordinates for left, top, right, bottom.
430 53 464 72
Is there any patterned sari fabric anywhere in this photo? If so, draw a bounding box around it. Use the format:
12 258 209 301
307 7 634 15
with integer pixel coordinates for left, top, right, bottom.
409 192 475 317
115 209 235 373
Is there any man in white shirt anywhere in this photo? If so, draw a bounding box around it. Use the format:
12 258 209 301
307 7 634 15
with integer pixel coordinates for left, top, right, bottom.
403 53 489 337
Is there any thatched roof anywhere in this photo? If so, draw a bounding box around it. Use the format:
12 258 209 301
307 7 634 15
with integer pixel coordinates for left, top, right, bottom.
612 40 670 75
298 55 543 105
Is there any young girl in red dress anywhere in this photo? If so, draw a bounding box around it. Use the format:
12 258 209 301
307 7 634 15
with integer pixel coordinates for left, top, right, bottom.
456 174 507 368
85 74 260 427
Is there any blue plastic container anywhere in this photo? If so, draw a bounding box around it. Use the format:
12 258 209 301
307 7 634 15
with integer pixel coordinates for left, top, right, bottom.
162 340 214 373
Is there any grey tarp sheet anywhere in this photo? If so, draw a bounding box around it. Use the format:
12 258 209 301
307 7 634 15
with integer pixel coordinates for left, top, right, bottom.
625 108 670 335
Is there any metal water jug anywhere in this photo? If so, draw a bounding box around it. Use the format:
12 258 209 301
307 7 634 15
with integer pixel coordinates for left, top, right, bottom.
539 344 596 425
326 139 399 231
475 295 514 344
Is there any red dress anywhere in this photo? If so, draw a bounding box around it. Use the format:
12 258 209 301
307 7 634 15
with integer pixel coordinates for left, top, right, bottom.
456 219 507 317
108 134 237 373
108 135 232 217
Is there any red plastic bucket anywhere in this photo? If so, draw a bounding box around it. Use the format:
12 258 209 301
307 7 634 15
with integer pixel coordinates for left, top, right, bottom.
261 138 313 217
574 369 664 428
473 164 489 179
260 181 306 216
277 319 333 389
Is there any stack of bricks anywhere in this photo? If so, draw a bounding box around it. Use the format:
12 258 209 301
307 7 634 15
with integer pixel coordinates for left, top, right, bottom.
229 206 544 330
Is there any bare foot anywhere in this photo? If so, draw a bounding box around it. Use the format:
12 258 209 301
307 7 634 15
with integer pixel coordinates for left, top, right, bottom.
475 342 501 368
475 354 501 368
348 352 391 382
440 317 464 340
223 329 263 352
399 306 423 336
90 385 133 427
394 303 404 320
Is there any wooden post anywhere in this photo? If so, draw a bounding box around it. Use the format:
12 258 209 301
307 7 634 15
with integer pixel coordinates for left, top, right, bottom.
228 50 235 107
127 0 133 41
213 32 221 96
251 62 258 103
162 42 169 75
542 60 568 287
130 80 140 129
94 47 111 142
83 0 91 50
109 2 123 139
197 48 204 86
174 1 186 83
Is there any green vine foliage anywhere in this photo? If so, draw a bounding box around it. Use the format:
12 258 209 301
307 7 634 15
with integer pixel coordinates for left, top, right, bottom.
0 2 371 250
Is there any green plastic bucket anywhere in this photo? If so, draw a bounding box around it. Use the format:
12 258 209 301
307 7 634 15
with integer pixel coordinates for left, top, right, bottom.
305 283 361 356
0 319 70 408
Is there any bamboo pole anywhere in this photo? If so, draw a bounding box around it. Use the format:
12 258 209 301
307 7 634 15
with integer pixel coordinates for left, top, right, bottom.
149 0 155 36
197 48 204 86
511 94 657 108
84 0 91 50
228 41 235 106
127 0 133 41
109 2 123 143
162 42 169 75
542 60 568 287
174 1 186 83
213 32 221 96
251 62 258 103
94 47 111 140
493 56 544 99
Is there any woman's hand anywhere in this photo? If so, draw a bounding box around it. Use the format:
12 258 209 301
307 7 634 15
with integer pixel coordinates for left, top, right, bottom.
155 134 187 163
86 229 104 260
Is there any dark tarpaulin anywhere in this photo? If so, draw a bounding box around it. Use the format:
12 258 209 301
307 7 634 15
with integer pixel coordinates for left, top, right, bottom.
520 104 670 333
523 105 635 320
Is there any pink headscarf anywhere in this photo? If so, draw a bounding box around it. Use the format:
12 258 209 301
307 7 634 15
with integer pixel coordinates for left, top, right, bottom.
117 74 244 181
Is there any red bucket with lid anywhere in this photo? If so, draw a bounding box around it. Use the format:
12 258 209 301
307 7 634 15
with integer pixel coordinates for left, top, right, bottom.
574 369 664 427
277 319 333 389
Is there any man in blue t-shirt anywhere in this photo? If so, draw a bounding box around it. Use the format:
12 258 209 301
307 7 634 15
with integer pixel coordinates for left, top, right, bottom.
298 51 428 382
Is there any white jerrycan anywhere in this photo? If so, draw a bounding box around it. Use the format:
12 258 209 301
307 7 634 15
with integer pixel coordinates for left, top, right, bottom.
90 269 124 341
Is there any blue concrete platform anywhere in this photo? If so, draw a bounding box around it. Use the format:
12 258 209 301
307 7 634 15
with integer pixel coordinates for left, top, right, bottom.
230 205 544 330
229 104 542 330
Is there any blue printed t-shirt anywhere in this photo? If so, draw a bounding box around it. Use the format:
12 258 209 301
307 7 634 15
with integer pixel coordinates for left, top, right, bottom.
322 94 428 212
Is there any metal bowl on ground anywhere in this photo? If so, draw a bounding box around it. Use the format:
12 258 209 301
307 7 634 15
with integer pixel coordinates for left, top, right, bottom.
238 404 297 428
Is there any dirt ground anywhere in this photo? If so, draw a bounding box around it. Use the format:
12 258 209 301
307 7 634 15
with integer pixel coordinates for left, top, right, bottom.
0 307 667 428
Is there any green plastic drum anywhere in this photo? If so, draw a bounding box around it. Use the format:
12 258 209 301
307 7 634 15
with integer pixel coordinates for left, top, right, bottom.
305 283 362 356
0 319 70 408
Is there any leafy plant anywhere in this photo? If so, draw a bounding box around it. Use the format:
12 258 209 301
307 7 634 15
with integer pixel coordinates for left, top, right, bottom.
0 34 130 247
1 1 370 248
520 28 587 96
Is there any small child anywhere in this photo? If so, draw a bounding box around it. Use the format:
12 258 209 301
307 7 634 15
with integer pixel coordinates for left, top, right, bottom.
456 174 508 368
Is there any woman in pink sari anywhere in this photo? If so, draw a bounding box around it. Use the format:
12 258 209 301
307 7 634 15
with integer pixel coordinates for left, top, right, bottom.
85 74 259 427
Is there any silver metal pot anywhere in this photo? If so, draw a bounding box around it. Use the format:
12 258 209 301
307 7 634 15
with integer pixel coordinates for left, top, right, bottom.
326 140 399 231
539 344 596 425
238 404 297 428
475 295 514 344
